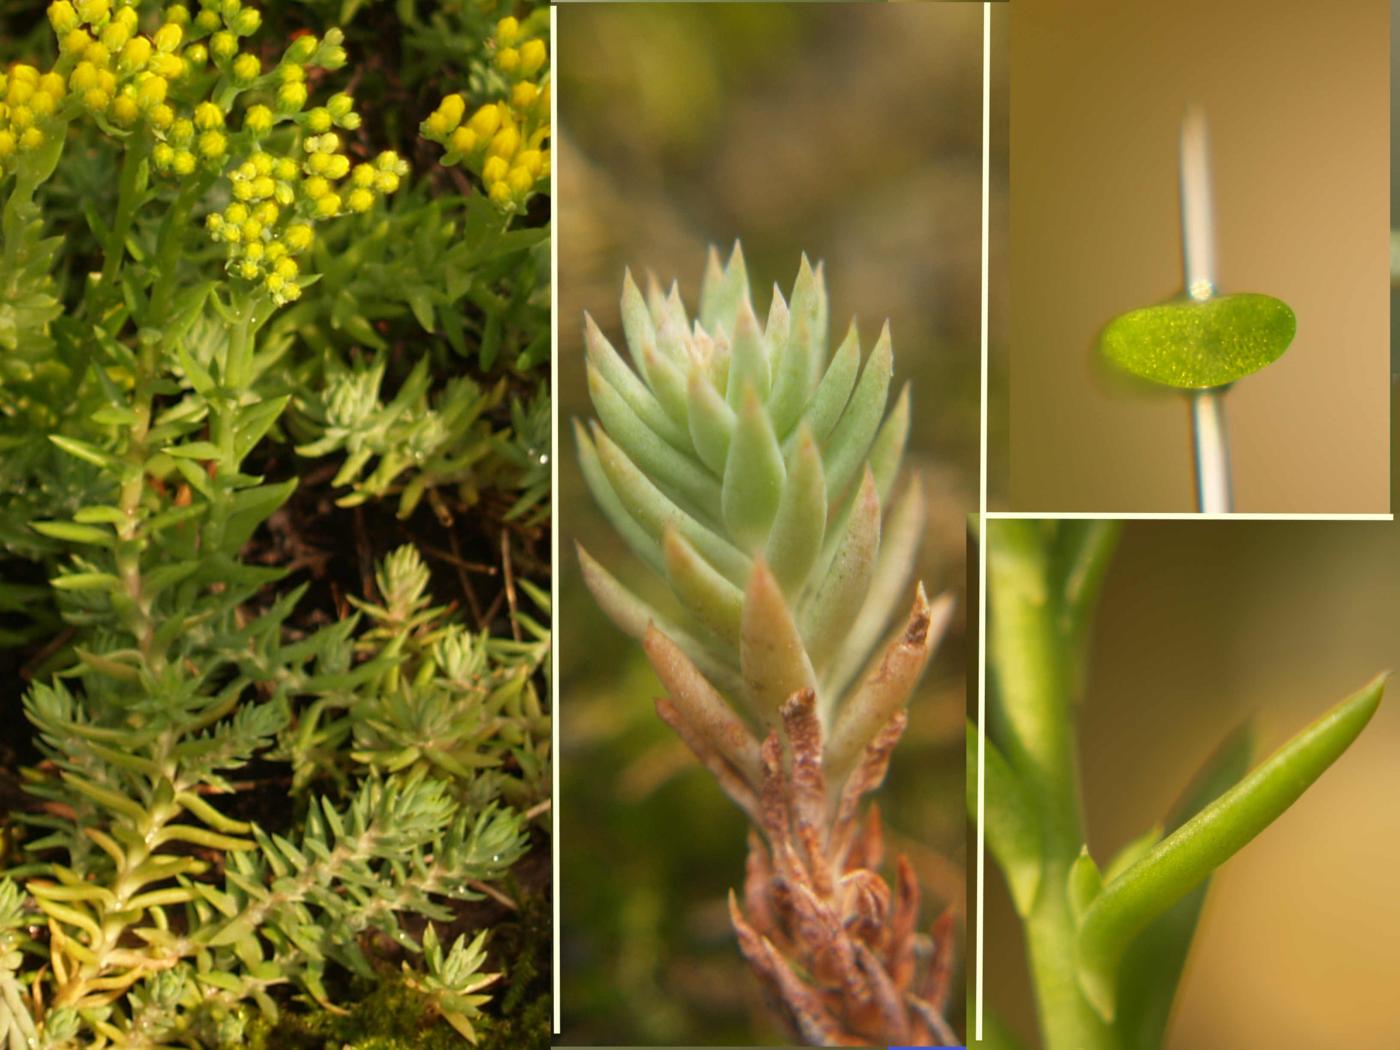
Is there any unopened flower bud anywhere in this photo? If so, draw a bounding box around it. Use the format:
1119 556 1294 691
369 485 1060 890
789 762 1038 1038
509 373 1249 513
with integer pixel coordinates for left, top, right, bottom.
231 53 260 83
153 23 183 53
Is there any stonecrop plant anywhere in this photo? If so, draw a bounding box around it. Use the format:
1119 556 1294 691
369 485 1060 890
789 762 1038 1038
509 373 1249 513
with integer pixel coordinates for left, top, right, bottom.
975 520 1383 1050
576 244 958 1046
0 1 551 1046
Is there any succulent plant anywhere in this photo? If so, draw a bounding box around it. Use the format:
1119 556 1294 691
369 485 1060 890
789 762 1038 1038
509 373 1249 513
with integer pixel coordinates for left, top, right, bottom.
575 244 957 1045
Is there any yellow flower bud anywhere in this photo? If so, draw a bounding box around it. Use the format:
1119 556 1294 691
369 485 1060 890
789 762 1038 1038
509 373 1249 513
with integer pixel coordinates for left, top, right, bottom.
496 17 520 46
254 200 278 224
346 187 374 212
488 181 512 205
449 127 476 155
265 239 287 260
172 150 196 175
118 36 152 73
251 175 274 199
302 175 329 199
30 91 56 118
284 224 313 251
109 94 139 126
184 43 208 67
281 280 301 301
39 72 65 99
232 8 260 36
245 104 273 135
439 92 466 128
265 272 284 293
149 103 175 130
276 82 307 113
519 39 547 78
278 62 305 83
507 165 533 196
165 4 190 26
231 180 254 201
148 53 185 80
114 6 136 31
225 203 249 224
210 31 237 61
374 171 399 194
84 42 111 69
70 63 100 92
47 1 78 35
516 148 542 178
232 53 260 83
153 23 183 54
0 131 15 158
511 81 538 111
100 22 131 51
83 87 109 111
222 223 242 244
137 75 168 110
250 152 274 176
306 107 332 133
243 240 264 261
77 0 109 25
482 155 508 185
286 35 317 64
152 142 174 168
198 130 226 159
323 154 349 180
273 257 299 280
61 28 93 55
194 102 223 129
495 47 520 75
487 126 519 160
7 107 32 132
195 8 220 32
237 259 260 280
96 69 116 95
169 118 194 145
240 218 262 241
327 93 354 120
313 193 341 218
17 127 41 151
468 104 501 139
274 157 298 181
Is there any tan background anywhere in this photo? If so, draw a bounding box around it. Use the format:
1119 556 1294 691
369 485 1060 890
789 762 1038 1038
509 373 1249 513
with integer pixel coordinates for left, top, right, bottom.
984 521 1400 1047
1002 0 1388 512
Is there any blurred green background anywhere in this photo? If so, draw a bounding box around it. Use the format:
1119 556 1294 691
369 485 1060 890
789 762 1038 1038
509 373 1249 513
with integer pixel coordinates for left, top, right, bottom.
983 520 1400 1048
556 3 1005 1043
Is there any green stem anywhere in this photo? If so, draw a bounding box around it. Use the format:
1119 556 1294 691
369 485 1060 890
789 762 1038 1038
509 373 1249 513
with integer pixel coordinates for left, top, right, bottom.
987 520 1116 1050
95 127 153 303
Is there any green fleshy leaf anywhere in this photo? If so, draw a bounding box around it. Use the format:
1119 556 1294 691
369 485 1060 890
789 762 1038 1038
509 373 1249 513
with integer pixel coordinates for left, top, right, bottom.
793 319 860 449
799 470 880 676
822 322 892 506
1114 723 1253 1050
1067 847 1103 925
1099 293 1296 390
686 362 736 476
698 242 749 335
764 424 827 596
768 254 823 436
1076 674 1385 1021
721 386 786 551
664 528 744 646
725 299 770 409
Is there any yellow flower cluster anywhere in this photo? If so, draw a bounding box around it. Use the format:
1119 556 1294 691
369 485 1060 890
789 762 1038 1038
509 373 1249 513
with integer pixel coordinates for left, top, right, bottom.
419 14 550 212
0 65 66 178
206 141 407 304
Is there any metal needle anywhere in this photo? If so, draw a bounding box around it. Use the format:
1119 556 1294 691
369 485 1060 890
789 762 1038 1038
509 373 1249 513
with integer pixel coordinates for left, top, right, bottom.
1179 106 1232 513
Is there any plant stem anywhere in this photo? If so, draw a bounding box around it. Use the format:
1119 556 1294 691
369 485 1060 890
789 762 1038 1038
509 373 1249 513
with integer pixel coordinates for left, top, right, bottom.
987 520 1116 1050
95 127 153 304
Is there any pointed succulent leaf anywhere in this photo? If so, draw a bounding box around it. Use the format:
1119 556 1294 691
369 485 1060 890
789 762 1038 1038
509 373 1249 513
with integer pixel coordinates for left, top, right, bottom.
644 625 762 786
687 362 736 476
725 298 771 409
620 269 659 376
1067 847 1103 925
827 586 949 780
584 322 692 454
643 343 690 429
867 382 911 505
739 559 818 723
1076 675 1386 1021
592 424 749 585
1115 722 1254 1050
765 424 827 595
824 322 893 508
722 386 786 551
576 545 741 695
769 255 823 436
967 723 1043 916
572 421 664 575
795 319 861 449
699 242 750 335
800 470 881 675
664 528 744 646
1101 824 1163 886
822 476 927 700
